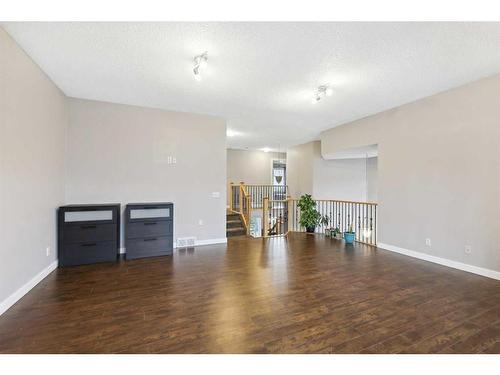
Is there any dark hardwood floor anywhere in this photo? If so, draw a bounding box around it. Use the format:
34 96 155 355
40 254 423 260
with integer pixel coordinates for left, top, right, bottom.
1 233 499 353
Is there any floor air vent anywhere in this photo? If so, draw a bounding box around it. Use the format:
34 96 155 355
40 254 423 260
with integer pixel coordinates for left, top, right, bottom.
177 237 196 248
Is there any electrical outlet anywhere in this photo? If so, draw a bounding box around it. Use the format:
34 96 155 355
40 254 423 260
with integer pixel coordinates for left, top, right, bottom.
425 238 432 247
465 245 472 254
199 219 204 225
46 246 50 257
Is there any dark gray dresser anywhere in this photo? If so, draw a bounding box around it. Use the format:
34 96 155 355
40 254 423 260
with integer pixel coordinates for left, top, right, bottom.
58 204 120 267
125 202 174 260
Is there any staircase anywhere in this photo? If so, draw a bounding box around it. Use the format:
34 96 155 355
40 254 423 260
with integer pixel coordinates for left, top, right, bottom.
226 212 246 237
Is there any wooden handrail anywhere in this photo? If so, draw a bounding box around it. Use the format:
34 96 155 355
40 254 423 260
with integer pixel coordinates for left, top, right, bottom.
243 184 288 187
288 198 378 206
288 198 378 246
239 182 252 235
228 182 377 242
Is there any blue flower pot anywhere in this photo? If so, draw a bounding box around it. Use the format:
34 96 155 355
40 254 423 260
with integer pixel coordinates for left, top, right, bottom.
344 232 355 244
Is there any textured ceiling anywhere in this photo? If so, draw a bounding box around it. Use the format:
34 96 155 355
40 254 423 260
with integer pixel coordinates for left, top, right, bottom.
4 22 500 151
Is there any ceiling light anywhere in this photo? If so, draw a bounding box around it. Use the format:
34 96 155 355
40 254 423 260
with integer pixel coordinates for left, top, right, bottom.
312 85 333 103
193 51 208 81
261 147 271 153
227 129 240 137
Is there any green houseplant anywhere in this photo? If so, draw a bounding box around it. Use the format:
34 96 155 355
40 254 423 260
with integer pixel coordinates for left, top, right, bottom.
297 194 329 233
331 227 342 238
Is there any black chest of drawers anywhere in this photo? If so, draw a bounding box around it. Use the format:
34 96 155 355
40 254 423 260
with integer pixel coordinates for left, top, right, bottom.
57 204 120 267
125 202 174 260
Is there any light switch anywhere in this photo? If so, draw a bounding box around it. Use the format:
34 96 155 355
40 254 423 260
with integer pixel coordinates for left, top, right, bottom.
212 192 220 198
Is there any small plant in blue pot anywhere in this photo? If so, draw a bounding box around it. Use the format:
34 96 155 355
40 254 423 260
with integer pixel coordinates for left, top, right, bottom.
344 224 356 244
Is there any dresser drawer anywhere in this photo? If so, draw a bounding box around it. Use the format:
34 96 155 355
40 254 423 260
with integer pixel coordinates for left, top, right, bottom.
126 236 173 260
126 220 172 239
63 223 117 244
60 241 117 266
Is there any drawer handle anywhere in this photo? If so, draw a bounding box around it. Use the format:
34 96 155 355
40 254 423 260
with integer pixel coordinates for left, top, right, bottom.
82 243 97 247
144 238 157 242
144 222 157 226
81 225 97 229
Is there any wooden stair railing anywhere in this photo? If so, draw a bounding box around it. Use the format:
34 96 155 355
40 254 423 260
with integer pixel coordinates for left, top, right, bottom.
262 197 290 237
240 183 252 235
229 183 377 244
228 182 252 235
288 199 378 246
229 182 289 211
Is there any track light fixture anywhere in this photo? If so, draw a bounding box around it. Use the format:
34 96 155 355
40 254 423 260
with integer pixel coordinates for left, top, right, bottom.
193 51 208 81
311 85 333 104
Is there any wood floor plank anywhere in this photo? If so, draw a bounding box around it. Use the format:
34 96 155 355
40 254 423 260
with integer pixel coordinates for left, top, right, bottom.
0 233 499 353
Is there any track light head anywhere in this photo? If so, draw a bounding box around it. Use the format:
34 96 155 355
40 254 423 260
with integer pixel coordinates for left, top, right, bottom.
193 51 208 81
312 84 333 103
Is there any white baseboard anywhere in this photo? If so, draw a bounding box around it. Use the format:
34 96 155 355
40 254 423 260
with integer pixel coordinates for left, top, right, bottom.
0 260 58 316
378 242 500 281
119 238 228 254
193 238 227 247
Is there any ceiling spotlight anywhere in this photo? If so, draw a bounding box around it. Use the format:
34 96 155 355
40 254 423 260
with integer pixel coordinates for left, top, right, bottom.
312 85 333 103
261 147 271 153
227 129 240 137
193 51 208 81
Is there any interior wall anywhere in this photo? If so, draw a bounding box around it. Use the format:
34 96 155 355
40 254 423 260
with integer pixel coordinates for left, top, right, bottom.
66 98 227 248
312 141 371 201
287 141 376 202
286 142 315 198
321 73 500 272
366 157 378 202
0 28 67 307
227 149 286 185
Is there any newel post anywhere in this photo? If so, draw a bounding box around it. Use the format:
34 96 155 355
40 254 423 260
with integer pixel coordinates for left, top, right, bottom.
239 181 245 214
263 197 269 237
229 182 235 211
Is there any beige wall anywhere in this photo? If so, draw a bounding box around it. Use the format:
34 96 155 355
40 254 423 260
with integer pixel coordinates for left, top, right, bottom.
0 28 67 307
66 98 227 248
366 157 378 202
227 149 286 186
287 141 377 202
321 74 500 272
286 142 315 198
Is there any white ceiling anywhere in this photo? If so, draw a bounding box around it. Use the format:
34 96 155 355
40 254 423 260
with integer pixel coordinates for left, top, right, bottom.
4 22 500 151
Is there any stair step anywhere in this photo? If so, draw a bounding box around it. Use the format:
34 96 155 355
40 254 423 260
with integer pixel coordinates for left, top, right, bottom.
226 212 246 237
227 226 245 232
227 221 244 229
227 227 246 237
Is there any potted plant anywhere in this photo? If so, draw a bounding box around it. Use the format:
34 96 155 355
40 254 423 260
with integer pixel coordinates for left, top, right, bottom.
297 194 329 233
331 227 341 239
344 224 356 244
